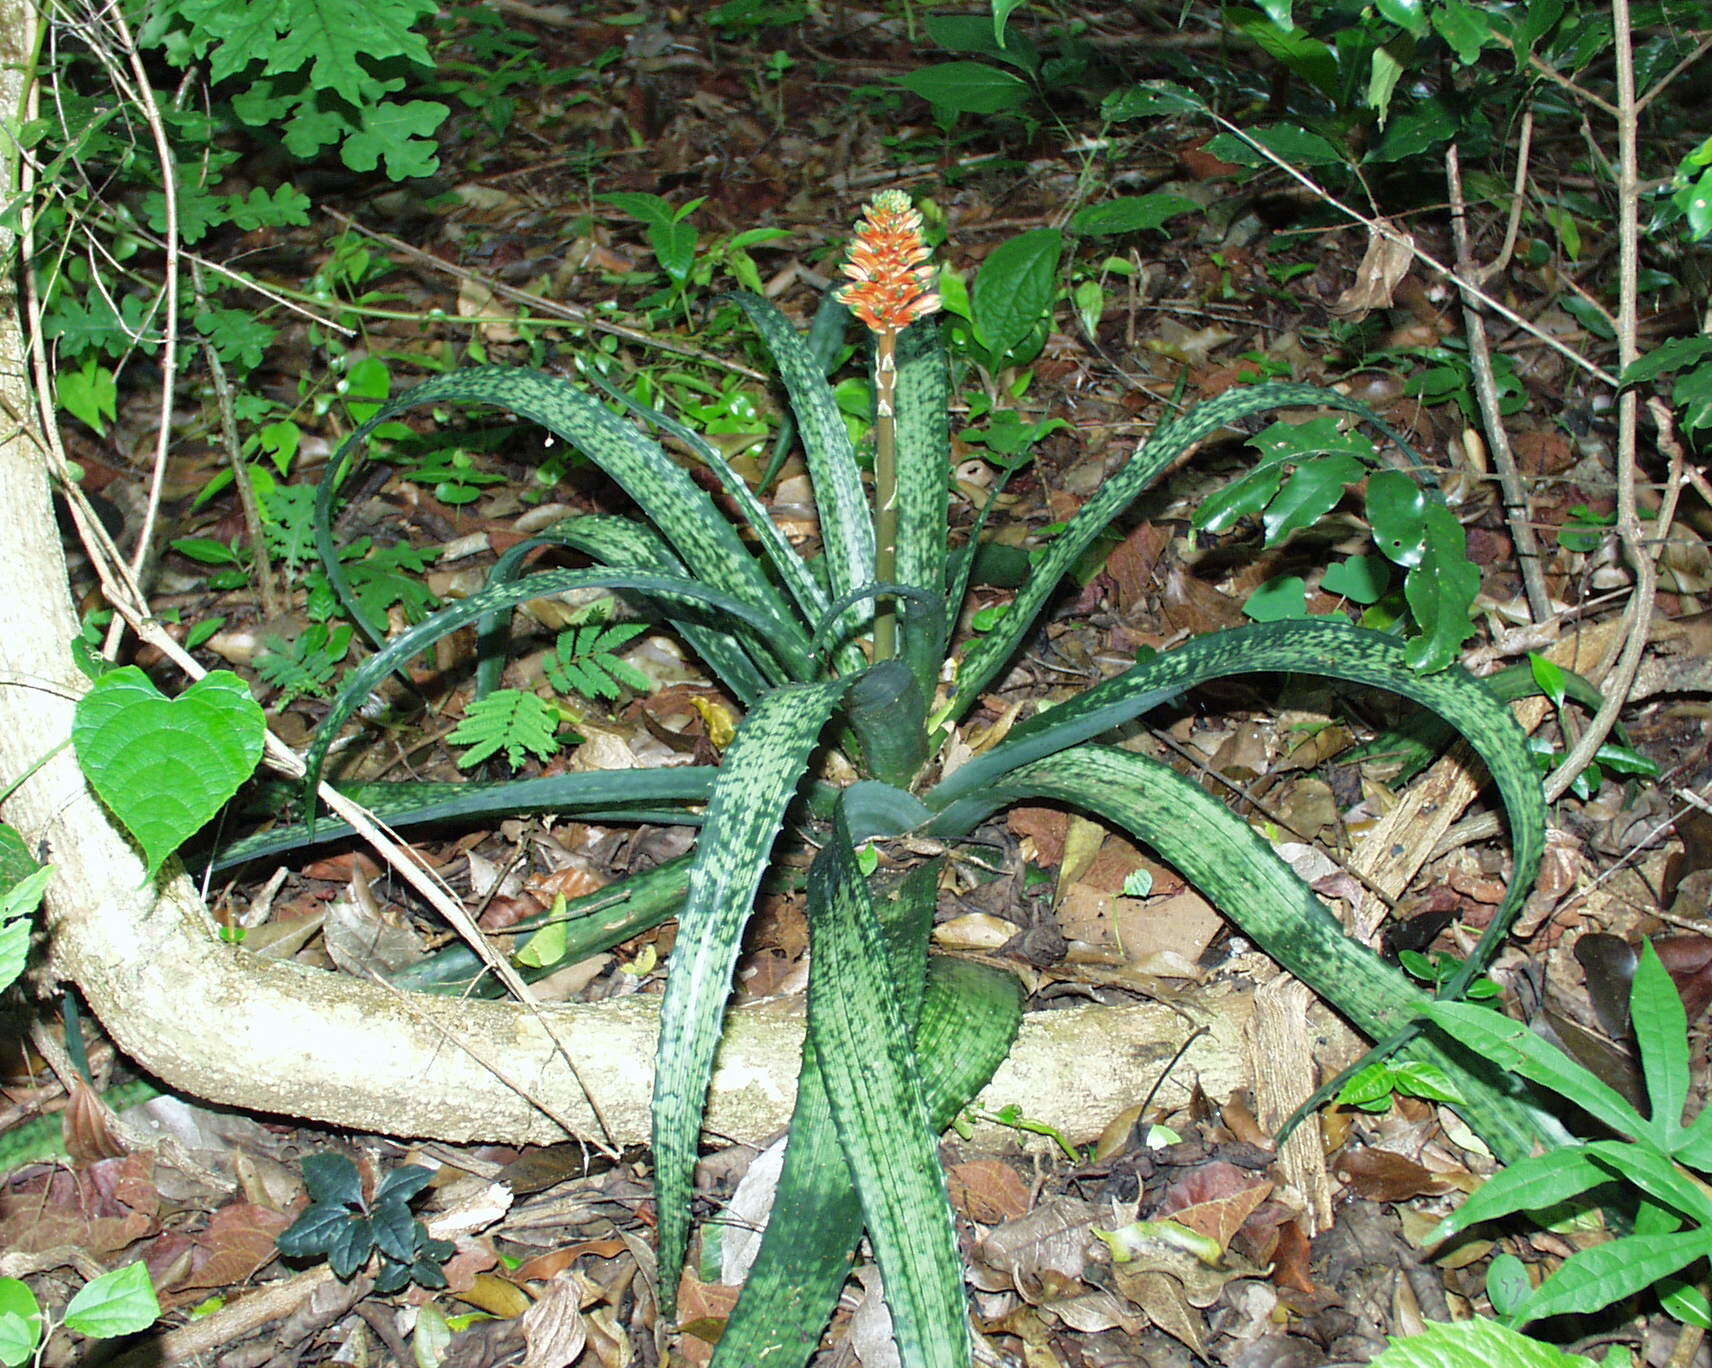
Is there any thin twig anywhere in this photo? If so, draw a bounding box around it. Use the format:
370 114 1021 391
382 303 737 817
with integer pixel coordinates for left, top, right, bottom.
194 260 283 617
1541 0 1661 804
1197 102 1619 387
322 208 772 381
1481 107 1533 285
1445 142 1553 624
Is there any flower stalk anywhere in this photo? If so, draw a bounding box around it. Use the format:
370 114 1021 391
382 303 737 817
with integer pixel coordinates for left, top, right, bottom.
837 190 940 662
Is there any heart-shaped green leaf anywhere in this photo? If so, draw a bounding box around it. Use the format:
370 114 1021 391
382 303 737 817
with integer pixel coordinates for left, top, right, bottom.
73 667 265 876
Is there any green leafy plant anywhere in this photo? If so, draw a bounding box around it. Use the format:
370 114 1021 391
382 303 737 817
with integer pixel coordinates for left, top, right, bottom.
0 1263 160 1366
216 189 1562 1366
254 624 355 705
543 617 653 703
0 861 54 996
447 689 564 769
1422 941 1712 1330
276 1153 453 1292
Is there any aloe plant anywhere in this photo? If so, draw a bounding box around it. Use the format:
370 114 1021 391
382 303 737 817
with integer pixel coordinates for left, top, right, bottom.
270 191 1555 1366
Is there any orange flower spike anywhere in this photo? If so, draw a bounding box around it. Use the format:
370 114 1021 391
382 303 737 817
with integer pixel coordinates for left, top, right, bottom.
837 190 940 335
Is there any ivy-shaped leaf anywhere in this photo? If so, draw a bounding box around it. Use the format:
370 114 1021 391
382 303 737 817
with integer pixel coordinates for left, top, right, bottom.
340 99 448 180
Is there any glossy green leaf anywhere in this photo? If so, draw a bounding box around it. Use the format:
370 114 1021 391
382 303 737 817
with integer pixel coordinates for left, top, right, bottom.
1429 1147 1620 1243
1374 0 1428 37
1322 555 1389 604
1370 1317 1596 1368
1263 453 1365 543
0 1280 40 1368
1366 468 1429 567
1431 0 1496 64
1528 653 1567 708
1419 1002 1645 1141
73 667 265 877
1403 503 1479 669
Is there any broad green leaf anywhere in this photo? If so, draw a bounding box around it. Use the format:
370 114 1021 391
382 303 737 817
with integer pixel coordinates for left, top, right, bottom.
0 865 53 991
73 668 265 877
1225 12 1337 93
1418 1002 1646 1142
924 13 1038 71
1528 653 1567 708
1518 1230 1711 1326
176 0 437 103
0 1280 40 1368
992 0 1026 47
1370 1317 1596 1368
1581 1140 1712 1226
1374 0 1428 37
897 62 1032 115
1101 83 1202 121
1431 0 1496 64
1486 1253 1533 1318
1194 457 1290 532
973 228 1062 365
1387 1060 1465 1103
1429 1145 1618 1244
64 1261 160 1338
1209 123 1345 169
340 99 446 180
1368 43 1406 125
1631 942 1691 1147
892 321 953 694
1069 195 1197 237
1622 336 1712 385
57 359 117 435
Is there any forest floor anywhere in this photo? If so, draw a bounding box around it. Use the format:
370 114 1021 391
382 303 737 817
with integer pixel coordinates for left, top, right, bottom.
4 5 1710 1368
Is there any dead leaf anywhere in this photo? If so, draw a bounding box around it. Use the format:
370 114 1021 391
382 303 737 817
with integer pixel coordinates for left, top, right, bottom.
1111 1267 1208 1357
522 1271 589 1368
948 1159 1032 1225
1331 225 1415 318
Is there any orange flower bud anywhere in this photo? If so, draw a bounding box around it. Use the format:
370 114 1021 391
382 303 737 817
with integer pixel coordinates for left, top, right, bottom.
836 190 940 334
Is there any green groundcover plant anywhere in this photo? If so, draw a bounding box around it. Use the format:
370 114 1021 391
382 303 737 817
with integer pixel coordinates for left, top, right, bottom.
180 192 1561 1364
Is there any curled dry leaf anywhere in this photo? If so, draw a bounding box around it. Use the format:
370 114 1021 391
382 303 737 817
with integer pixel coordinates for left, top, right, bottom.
1331 224 1415 319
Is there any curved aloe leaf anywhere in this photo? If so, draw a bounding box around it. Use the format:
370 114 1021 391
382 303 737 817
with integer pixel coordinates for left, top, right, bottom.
733 294 875 648
653 678 852 1313
214 769 715 872
946 743 1558 1162
305 568 812 805
940 383 1426 724
313 368 806 661
476 514 775 704
715 868 1021 1368
801 807 968 1368
929 619 1541 1002
576 358 835 652
893 322 952 696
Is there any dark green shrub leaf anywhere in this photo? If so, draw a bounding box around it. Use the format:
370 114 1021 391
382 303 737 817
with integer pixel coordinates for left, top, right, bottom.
1402 504 1478 670
1365 469 1429 567
275 1204 349 1259
1375 0 1428 37
1263 452 1365 544
370 1204 418 1264
300 1152 362 1207
327 1217 374 1280
897 62 1032 115
1069 195 1197 237
72 668 265 877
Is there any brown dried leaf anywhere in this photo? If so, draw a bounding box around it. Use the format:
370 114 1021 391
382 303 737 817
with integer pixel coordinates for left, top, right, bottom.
522 1271 589 1368
1333 1147 1457 1202
948 1159 1033 1225
1331 226 1415 318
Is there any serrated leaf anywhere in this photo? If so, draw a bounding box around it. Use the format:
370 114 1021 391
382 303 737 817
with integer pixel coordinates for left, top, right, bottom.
63 1262 158 1339
375 1164 434 1207
369 1202 417 1264
72 668 265 876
